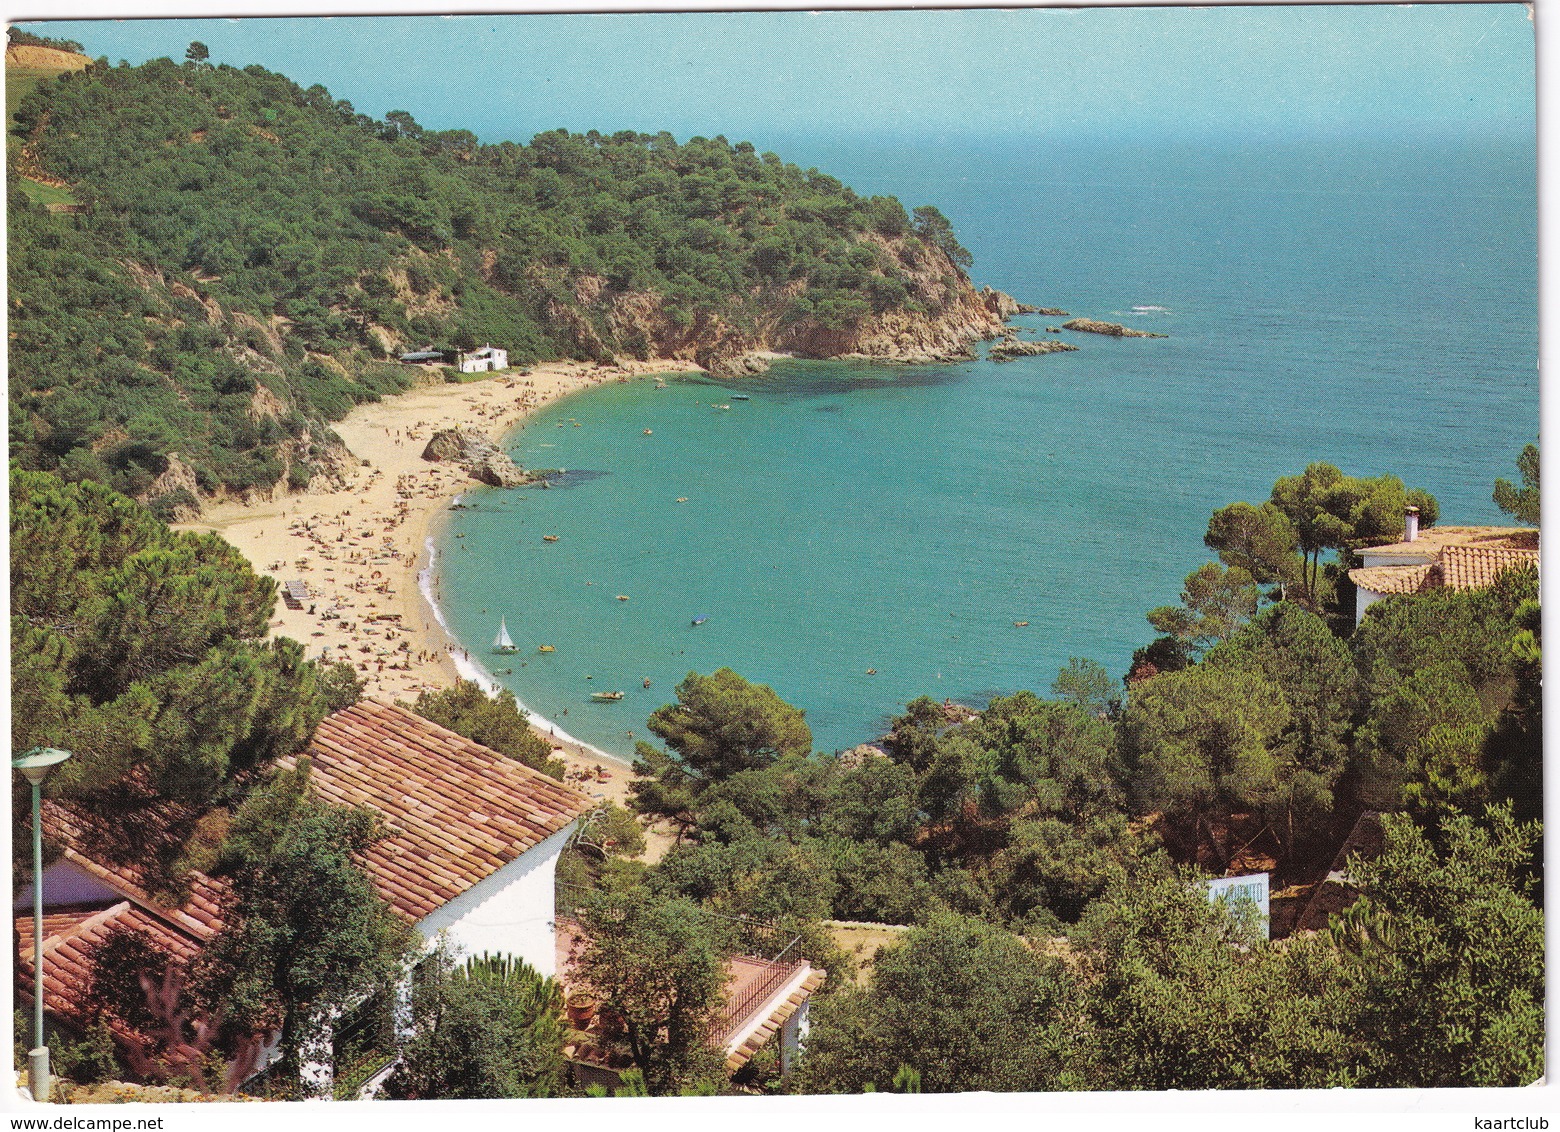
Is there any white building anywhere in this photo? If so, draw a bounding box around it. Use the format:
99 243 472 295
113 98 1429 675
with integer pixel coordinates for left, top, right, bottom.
19 699 594 1097
1346 507 1538 627
457 344 508 374
281 699 591 978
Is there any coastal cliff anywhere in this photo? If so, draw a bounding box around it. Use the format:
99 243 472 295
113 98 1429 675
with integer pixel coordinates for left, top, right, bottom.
551 234 1018 375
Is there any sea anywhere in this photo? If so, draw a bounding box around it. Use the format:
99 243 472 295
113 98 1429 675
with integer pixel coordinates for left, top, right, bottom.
431 130 1538 759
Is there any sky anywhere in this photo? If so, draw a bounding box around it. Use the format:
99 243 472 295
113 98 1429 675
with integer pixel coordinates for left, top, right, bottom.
16 3 1537 145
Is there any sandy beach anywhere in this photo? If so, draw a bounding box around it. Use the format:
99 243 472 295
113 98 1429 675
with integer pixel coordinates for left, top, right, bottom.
177 357 701 831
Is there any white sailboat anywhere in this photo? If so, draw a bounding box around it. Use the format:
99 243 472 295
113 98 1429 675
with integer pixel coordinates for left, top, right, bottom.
493 617 518 654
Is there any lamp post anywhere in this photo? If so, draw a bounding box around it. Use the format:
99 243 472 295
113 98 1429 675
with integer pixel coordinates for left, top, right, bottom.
13 747 71 1103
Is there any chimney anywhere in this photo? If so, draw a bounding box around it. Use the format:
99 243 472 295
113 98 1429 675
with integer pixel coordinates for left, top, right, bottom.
1404 505 1420 543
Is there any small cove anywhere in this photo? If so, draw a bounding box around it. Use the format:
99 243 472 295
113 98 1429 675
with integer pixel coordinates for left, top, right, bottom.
433 132 1537 758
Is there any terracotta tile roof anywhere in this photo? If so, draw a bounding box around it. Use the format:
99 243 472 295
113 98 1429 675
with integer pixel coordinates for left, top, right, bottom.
1348 563 1436 596
1439 544 1540 590
725 968 826 1073
1350 544 1538 599
1358 525 1537 558
281 699 594 923
40 800 230 939
15 900 205 1047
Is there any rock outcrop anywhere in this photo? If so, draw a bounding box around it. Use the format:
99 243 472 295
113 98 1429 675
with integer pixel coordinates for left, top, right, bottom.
1062 318 1167 339
140 453 203 520
569 234 1028 375
988 337 1079 362
422 427 528 486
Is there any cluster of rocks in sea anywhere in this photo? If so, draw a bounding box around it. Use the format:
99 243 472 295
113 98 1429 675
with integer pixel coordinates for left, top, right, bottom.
1061 317 1168 339
989 336 1079 362
421 427 529 486
980 309 1170 363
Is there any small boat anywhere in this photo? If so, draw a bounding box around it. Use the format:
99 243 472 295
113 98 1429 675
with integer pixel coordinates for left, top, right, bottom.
643 677 652 688
676 497 688 503
616 595 630 601
543 534 559 542
692 615 709 626
732 394 751 401
538 644 556 653
1014 621 1030 627
643 429 653 435
591 691 625 702
866 668 877 675
493 618 519 654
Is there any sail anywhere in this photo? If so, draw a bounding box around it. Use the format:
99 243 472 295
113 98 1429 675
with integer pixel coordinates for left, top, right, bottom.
494 618 515 650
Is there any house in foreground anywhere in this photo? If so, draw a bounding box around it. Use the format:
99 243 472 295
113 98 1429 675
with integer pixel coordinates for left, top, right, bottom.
15 699 824 1096
1347 507 1538 627
15 699 593 1096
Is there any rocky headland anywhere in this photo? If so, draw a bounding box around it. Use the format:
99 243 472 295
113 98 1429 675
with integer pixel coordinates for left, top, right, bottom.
579 238 1029 377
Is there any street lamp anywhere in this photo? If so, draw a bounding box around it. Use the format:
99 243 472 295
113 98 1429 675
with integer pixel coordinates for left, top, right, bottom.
13 747 71 1103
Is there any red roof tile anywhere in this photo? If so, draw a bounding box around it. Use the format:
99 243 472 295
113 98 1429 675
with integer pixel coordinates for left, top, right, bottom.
1348 563 1436 596
15 900 206 1050
1354 533 1535 601
1439 545 1539 590
280 700 594 923
725 968 826 1073
40 801 230 939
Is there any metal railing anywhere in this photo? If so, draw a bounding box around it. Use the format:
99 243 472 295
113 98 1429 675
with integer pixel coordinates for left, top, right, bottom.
710 934 805 1044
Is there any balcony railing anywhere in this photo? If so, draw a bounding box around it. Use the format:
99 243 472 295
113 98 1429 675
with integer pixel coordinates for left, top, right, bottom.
711 935 804 1045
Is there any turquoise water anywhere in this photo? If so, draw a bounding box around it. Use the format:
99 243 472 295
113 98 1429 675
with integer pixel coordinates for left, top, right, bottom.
436 132 1537 757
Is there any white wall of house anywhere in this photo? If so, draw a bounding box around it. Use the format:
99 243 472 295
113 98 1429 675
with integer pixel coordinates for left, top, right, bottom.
458 347 507 373
413 822 575 976
15 858 128 911
1355 585 1388 627
780 999 810 1076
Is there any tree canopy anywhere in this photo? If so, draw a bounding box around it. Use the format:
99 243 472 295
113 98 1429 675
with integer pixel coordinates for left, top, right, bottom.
406 679 562 777
385 950 566 1100
10 469 329 811
9 57 976 506
1493 441 1539 525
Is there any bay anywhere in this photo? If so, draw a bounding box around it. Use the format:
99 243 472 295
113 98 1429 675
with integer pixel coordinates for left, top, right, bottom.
435 131 1537 757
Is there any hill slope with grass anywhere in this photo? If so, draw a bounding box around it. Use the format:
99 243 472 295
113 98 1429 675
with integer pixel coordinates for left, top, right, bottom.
8 53 1017 513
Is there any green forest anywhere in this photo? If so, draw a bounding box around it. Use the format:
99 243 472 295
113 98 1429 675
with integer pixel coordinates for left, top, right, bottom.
7 38 1542 1105
11 455 1544 1097
9 51 977 509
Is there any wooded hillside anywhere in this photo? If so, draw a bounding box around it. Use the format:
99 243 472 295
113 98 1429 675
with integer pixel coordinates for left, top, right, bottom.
9 53 1003 512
